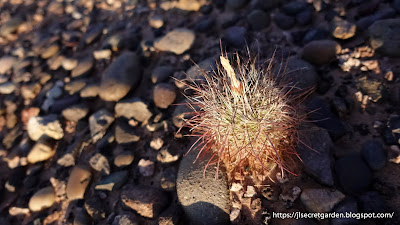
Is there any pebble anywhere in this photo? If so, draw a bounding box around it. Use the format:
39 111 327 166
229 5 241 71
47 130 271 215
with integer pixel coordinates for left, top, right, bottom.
186 57 216 81
66 165 92 200
357 8 396 31
28 186 56 212
303 28 330 44
172 101 193 128
297 126 334 186
61 58 78 71
115 97 152 122
300 188 345 213
369 18 400 57
112 213 138 225
282 1 307 15
27 137 56 164
89 153 110 175
0 56 17 74
154 28 195 55
279 57 319 90
150 138 164 150
62 104 89 122
332 17 356 40
157 148 180 163
247 10 270 30
331 198 359 225
244 186 257 198
177 141 230 225
0 16 23 36
89 109 115 142
302 40 341 65
227 0 248 9
306 97 347 140
160 167 177 191
121 185 168 218
151 66 173 84
41 44 60 59
27 115 64 141
95 171 128 191
138 159 155 177
80 84 99 98
64 80 86 95
49 94 80 114
99 52 142 101
93 49 112 60
114 152 134 167
274 12 296 30
84 196 106 220
0 82 16 94
361 140 386 170
71 57 94 78
153 83 176 109
335 154 372 193
115 121 140 144
149 15 164 29
356 76 385 102
73 207 92 225
223 26 247 49
21 83 41 100
194 17 215 32
47 82 64 99
83 24 103 45
296 7 313 25
158 203 182 225
357 191 388 213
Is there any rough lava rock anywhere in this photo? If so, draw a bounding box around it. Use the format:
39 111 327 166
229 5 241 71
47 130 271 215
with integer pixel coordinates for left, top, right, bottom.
177 140 230 225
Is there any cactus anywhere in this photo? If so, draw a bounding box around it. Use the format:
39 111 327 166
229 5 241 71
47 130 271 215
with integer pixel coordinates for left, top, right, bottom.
180 53 309 180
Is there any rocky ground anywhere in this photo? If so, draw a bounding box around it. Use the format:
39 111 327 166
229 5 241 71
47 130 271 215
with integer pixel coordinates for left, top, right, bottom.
0 0 400 224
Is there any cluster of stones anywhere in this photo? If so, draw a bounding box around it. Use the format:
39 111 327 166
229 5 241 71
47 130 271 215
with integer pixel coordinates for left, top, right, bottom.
0 0 399 224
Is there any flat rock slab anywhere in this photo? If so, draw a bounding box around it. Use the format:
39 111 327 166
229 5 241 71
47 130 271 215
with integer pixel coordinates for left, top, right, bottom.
154 28 195 55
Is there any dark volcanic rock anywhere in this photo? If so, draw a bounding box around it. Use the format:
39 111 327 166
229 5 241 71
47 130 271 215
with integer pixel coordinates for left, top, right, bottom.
361 140 386 170
335 154 372 193
306 97 347 141
223 26 247 49
369 18 400 57
297 126 334 186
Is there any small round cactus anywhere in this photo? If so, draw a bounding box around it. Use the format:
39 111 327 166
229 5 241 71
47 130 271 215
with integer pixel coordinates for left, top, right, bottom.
181 53 308 179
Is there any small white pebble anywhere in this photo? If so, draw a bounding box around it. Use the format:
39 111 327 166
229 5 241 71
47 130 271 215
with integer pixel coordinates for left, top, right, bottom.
150 138 164 150
230 183 242 192
244 186 256 198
